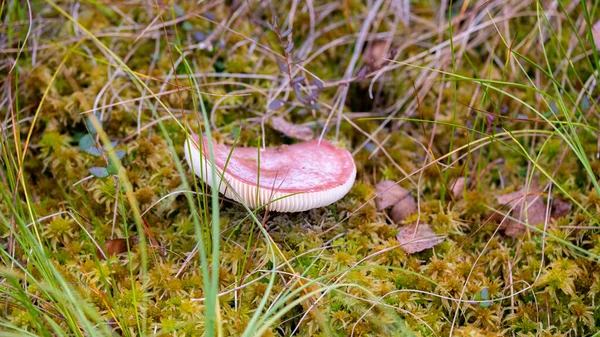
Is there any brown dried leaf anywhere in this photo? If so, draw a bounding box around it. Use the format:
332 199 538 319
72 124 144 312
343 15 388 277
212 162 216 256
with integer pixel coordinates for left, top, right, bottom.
396 222 444 254
451 177 467 200
102 236 138 258
551 197 571 220
495 184 546 237
270 116 314 141
593 20 600 50
365 40 388 69
390 196 417 223
375 180 410 211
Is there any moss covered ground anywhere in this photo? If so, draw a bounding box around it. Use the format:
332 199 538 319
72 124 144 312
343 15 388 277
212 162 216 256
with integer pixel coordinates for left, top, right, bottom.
2 0 600 336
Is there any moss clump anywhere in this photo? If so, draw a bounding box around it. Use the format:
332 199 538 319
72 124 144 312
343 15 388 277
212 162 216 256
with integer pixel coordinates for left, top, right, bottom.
3 1 600 336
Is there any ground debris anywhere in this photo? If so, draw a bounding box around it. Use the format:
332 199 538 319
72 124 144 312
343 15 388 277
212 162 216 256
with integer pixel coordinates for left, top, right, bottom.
375 180 409 210
495 183 546 237
390 197 417 223
364 40 388 69
375 180 416 222
396 222 444 254
450 177 467 200
593 20 600 50
102 236 139 258
270 116 314 141
551 197 571 220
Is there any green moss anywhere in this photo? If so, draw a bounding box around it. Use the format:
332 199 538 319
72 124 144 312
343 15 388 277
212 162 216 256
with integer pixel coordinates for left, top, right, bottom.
3 1 600 336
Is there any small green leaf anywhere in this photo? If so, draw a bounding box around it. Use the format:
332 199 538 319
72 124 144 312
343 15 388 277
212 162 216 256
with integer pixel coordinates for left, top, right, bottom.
182 21 193 31
106 162 118 175
480 300 492 308
79 136 102 157
214 59 225 73
89 167 109 178
115 151 126 160
173 4 185 17
549 100 558 114
480 287 489 300
474 287 491 308
73 132 86 142
87 147 102 156
581 95 590 111
79 134 94 151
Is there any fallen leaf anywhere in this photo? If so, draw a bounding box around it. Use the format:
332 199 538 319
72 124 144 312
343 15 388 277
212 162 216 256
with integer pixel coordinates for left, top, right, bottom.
270 116 314 141
495 183 546 237
390 196 417 223
365 40 388 69
593 20 600 50
450 177 467 200
551 197 571 220
396 222 444 254
374 180 410 211
102 236 139 258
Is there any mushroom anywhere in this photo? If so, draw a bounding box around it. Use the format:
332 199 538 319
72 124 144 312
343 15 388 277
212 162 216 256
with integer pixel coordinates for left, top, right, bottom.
184 134 356 212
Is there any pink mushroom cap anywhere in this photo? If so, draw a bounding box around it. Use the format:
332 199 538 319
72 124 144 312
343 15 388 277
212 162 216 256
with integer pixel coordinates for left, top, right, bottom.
184 134 356 212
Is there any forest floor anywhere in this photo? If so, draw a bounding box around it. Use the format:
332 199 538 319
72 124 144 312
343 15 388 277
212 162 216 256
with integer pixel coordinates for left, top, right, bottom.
2 0 600 336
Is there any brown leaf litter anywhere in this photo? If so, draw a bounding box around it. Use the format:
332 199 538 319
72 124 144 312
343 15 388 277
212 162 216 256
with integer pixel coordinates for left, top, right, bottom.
593 20 600 50
374 180 417 223
551 197 571 220
102 236 139 258
450 177 467 200
270 116 314 141
375 180 443 254
495 183 546 237
396 222 444 254
364 40 388 69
